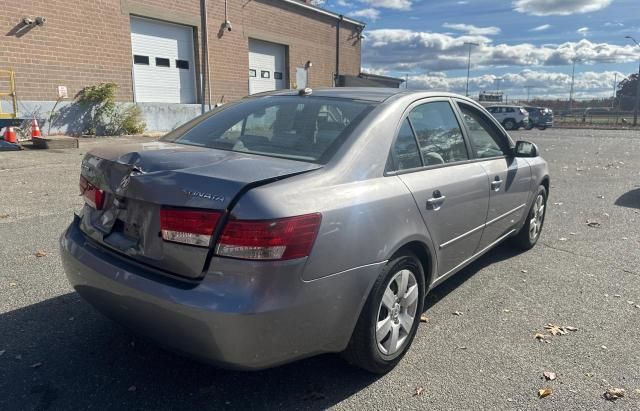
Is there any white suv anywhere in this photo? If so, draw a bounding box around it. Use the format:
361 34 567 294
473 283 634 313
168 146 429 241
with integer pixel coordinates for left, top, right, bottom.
486 105 529 130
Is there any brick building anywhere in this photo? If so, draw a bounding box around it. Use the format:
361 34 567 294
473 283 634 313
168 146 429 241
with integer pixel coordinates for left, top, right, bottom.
1 0 364 131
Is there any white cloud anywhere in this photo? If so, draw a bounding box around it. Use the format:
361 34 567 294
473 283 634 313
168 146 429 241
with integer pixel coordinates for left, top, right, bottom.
364 29 640 72
530 24 551 32
457 1 469 4
577 27 590 36
442 23 501 36
513 0 613 16
407 69 624 98
309 0 326 6
360 0 412 10
603 21 624 27
351 8 381 21
336 0 351 7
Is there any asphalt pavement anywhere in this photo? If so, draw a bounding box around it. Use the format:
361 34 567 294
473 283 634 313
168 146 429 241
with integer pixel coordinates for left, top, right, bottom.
1 129 639 410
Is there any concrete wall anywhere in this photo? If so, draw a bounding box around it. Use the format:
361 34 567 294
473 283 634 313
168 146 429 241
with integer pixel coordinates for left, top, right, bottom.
2 100 202 134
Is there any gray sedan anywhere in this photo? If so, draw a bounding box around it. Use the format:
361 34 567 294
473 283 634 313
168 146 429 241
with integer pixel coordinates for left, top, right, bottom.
61 88 549 373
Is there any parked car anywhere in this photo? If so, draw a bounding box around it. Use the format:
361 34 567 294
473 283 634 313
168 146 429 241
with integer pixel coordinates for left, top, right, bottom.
486 105 530 130
524 106 554 130
61 88 550 374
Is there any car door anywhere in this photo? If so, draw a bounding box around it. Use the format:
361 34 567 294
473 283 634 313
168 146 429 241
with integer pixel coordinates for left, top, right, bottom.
389 99 490 279
454 100 533 251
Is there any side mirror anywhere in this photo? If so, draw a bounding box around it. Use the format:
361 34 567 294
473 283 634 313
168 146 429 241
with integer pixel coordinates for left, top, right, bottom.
514 140 538 157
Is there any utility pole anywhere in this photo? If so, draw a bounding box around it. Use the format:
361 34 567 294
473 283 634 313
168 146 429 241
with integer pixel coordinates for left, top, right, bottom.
405 73 409 89
568 58 578 112
464 42 479 97
624 36 640 126
524 85 535 102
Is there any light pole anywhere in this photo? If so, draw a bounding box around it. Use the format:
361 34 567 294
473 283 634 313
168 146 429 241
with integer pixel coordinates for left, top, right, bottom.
464 42 479 97
525 85 535 102
624 36 640 126
568 58 578 112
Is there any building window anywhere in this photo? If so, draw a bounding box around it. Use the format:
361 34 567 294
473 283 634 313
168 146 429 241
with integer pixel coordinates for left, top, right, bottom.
176 59 189 70
156 57 170 67
133 55 149 65
274 72 283 80
249 69 257 77
261 70 270 79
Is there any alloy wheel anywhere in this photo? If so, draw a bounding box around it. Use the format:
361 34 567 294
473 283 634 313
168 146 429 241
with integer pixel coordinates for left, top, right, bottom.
376 269 419 356
529 194 545 241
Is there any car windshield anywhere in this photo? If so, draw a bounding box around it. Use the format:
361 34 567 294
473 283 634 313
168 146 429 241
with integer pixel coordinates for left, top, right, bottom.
162 96 375 163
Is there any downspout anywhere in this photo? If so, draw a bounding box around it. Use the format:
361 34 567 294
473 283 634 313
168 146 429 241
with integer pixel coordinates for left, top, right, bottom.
200 0 211 114
335 15 342 86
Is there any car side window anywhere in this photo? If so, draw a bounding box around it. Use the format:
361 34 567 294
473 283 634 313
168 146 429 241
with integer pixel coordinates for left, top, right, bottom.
408 101 468 165
457 103 509 158
389 119 422 171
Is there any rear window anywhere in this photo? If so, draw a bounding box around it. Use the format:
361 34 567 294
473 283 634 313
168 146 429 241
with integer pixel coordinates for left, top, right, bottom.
164 96 375 163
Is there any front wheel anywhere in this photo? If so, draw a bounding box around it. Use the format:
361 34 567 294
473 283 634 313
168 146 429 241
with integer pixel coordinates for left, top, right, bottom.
513 185 547 250
524 121 534 130
343 252 425 374
503 119 516 130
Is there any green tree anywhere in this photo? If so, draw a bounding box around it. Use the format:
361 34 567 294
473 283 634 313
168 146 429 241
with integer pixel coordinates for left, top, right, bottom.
616 73 639 111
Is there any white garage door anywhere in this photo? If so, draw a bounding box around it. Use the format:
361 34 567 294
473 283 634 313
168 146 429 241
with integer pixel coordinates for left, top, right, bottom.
130 17 196 103
248 39 287 95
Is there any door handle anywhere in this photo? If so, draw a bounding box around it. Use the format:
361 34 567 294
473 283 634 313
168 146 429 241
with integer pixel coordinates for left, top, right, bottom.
426 191 446 210
491 177 502 191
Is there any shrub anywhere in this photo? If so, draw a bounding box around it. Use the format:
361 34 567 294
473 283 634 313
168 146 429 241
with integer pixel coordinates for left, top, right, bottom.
75 83 145 136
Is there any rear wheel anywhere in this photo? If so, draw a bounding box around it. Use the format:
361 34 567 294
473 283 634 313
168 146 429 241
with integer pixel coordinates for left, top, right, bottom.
537 125 547 130
343 252 425 374
503 119 516 130
513 185 547 250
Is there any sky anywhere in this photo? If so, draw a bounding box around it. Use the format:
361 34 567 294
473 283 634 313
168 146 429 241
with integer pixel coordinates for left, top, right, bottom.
314 0 640 99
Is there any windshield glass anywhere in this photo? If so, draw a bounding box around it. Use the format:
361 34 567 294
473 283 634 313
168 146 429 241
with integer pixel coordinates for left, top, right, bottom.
163 96 375 163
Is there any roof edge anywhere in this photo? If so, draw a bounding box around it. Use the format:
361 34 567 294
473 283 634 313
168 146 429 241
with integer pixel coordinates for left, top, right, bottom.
279 0 366 27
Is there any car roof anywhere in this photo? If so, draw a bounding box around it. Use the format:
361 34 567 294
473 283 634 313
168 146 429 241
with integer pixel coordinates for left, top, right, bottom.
250 87 478 103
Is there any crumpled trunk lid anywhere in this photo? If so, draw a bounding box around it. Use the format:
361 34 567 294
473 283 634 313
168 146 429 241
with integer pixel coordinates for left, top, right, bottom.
78 141 321 279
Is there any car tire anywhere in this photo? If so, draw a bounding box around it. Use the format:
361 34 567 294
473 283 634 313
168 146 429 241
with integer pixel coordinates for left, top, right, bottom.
503 119 516 130
513 185 547 250
525 121 534 130
343 251 425 374
537 125 547 130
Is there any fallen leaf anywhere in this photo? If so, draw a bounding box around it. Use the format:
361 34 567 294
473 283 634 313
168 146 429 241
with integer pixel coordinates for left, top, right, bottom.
503 309 510 313
564 326 578 332
34 250 48 257
30 362 42 369
559 237 568 241
420 315 429 323
128 385 137 392
545 324 567 336
0 213 9 218
9 282 16 287
534 333 547 341
538 388 553 398
626 301 635 305
604 388 625 401
453 311 463 316
570 232 576 235
597 195 605 199
521 269 528 273
635 305 640 309
614 294 621 298
601 345 607 350
552 202 563 206
413 386 425 397
586 220 601 228
543 371 557 381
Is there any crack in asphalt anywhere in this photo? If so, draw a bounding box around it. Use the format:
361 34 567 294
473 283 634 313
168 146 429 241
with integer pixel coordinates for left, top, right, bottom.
542 241 639 276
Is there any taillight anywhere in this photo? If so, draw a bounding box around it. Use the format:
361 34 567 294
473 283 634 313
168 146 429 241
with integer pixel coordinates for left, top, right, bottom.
160 208 222 247
215 213 322 260
79 176 104 210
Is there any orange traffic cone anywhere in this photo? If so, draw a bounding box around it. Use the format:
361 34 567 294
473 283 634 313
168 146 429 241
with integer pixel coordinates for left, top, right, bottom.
3 127 17 143
31 119 42 139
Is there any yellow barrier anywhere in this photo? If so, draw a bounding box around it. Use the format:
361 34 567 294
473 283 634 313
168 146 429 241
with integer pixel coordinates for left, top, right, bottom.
0 69 18 120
